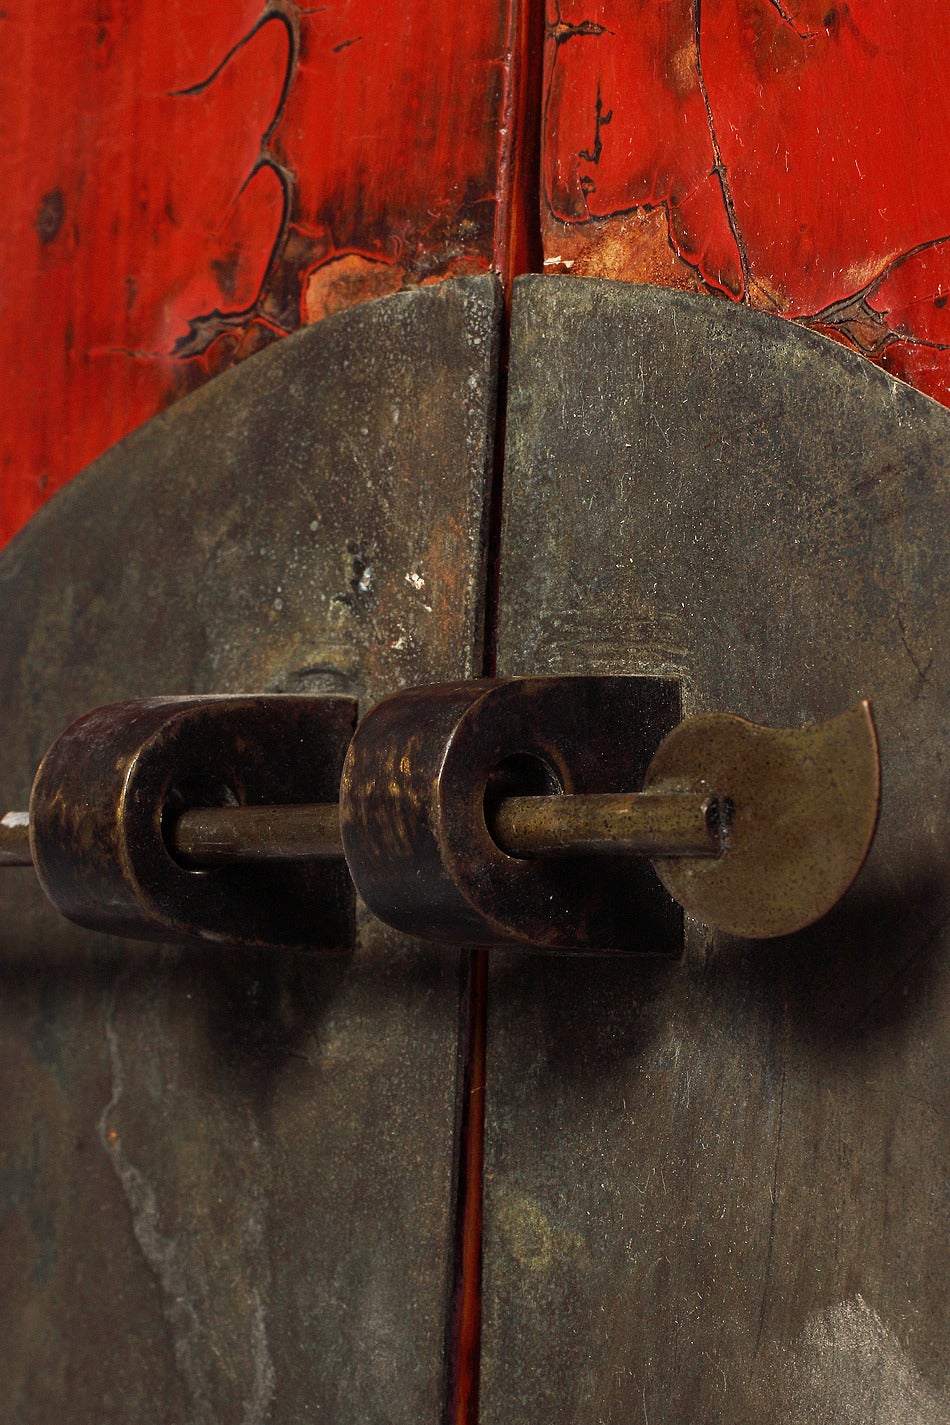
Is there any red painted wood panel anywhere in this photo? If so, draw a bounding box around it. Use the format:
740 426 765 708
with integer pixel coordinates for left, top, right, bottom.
542 0 950 406
0 0 518 544
10 0 944 548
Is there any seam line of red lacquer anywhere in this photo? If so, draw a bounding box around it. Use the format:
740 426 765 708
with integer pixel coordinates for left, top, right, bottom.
447 2 546 1423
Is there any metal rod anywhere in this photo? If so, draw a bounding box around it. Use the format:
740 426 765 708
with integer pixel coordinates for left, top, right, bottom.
490 791 721 858
0 791 723 869
171 803 344 866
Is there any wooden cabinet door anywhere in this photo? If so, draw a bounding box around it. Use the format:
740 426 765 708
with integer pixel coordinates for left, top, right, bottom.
483 276 950 1425
0 277 500 1425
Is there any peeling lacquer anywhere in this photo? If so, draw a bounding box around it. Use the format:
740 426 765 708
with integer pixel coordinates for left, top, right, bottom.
542 0 950 406
0 0 516 542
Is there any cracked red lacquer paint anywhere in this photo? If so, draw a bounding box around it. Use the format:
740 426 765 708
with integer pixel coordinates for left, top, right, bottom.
542 0 950 405
543 0 746 297
0 0 516 543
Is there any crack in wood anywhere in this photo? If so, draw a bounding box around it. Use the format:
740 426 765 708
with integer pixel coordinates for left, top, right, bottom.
692 0 749 296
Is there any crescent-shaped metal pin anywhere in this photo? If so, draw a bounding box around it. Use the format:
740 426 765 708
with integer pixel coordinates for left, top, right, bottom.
644 701 881 939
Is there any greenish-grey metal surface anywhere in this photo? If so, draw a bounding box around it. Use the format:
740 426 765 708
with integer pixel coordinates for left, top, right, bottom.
484 277 950 1424
0 276 501 1423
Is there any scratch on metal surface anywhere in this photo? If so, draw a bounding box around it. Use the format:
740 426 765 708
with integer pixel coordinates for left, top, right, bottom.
895 610 933 688
753 1064 786 1359
239 1118 276 1425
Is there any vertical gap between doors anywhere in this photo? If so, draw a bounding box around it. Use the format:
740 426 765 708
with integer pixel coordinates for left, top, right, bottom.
446 1 546 1421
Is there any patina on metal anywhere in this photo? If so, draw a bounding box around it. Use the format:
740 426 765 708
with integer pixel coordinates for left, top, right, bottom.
340 675 683 952
172 800 345 866
646 701 880 938
491 788 718 858
339 680 879 945
4 687 879 944
483 277 950 1425
29 696 354 948
0 276 501 1425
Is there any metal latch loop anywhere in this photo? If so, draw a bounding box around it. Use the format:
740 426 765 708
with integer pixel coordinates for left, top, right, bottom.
0 678 881 952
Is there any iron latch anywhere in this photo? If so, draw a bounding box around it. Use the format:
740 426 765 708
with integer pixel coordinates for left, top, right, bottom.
0 677 880 952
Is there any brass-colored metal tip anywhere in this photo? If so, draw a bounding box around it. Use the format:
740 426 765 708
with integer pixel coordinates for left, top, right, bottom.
644 701 881 938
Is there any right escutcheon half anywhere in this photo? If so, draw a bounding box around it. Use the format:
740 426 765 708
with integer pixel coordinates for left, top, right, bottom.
482 278 950 1425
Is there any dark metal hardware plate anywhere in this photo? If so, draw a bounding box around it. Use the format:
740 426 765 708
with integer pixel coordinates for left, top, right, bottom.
483 278 950 1424
0 277 500 1424
2 268 944 1425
